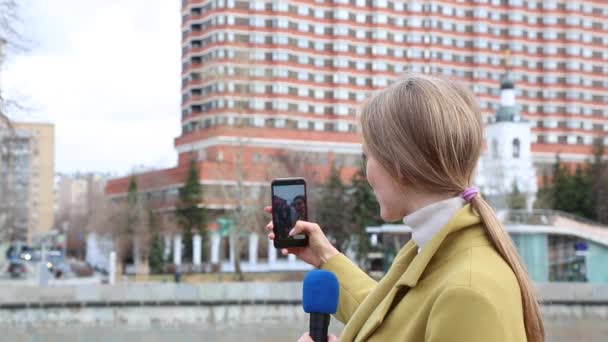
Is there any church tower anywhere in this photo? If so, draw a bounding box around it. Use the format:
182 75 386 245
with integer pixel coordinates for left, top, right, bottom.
478 64 537 210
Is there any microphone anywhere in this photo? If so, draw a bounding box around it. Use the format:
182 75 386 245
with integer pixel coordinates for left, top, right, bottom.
302 270 340 342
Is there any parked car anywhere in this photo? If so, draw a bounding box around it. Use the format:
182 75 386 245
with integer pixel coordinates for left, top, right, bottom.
8 261 28 278
51 262 74 279
45 250 65 272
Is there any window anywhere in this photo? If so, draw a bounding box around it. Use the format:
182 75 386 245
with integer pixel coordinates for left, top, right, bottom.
512 139 520 158
314 89 324 99
335 26 348 36
274 2 288 11
276 18 288 29
335 105 348 116
314 121 324 131
335 9 348 20
297 5 308 16
253 117 264 127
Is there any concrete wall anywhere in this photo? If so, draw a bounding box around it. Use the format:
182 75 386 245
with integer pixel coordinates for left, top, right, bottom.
0 282 607 326
511 233 549 282
2 282 607 307
587 241 608 283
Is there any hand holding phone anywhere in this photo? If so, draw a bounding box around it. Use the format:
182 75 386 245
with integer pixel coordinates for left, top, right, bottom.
264 208 339 268
271 178 309 248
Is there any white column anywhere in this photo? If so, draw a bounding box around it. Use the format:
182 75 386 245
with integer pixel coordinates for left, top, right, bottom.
109 251 116 285
163 234 172 261
193 234 202 266
267 241 277 265
210 232 220 264
249 233 259 265
39 244 49 286
133 239 141 270
526 194 535 213
173 234 182 266
229 234 236 267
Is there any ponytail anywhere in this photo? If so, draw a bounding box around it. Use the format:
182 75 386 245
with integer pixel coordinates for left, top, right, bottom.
471 196 545 342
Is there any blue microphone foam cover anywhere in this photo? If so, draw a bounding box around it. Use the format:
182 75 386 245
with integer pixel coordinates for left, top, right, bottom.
302 270 339 314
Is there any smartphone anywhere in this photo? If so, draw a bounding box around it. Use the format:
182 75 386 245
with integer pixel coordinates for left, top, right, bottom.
271 177 309 248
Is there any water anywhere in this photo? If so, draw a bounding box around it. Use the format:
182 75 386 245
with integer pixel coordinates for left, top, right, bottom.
3 318 606 342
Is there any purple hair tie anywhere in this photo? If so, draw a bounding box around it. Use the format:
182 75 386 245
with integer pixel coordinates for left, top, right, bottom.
461 187 479 203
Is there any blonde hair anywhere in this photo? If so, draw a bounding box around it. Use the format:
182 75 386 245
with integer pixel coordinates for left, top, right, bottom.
360 73 544 342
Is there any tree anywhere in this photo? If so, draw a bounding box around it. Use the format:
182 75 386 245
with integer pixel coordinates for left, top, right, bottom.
551 155 570 213
543 150 607 223
0 1 26 52
317 164 352 252
534 169 553 209
0 0 23 242
590 140 608 224
349 160 382 262
508 181 527 210
148 209 164 274
123 177 143 266
175 158 206 263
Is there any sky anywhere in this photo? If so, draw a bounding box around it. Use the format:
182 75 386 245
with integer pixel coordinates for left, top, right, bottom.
2 0 182 176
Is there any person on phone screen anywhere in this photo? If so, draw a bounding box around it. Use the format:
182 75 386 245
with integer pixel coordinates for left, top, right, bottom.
264 73 543 342
292 195 306 221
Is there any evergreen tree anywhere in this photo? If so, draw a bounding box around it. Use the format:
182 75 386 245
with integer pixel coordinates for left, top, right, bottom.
551 155 596 220
508 181 527 210
534 169 553 209
175 159 206 263
349 160 382 261
590 140 608 223
552 155 571 212
122 177 140 265
317 164 351 252
148 209 164 273
126 177 139 234
573 165 594 220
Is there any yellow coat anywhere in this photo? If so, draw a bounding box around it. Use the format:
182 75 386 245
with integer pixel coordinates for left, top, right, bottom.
322 205 527 342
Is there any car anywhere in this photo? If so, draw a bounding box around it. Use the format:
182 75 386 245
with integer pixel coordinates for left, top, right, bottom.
45 250 66 271
8 261 28 279
51 262 74 279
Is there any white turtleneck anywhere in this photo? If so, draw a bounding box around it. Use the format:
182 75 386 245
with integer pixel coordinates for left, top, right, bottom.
402 196 466 253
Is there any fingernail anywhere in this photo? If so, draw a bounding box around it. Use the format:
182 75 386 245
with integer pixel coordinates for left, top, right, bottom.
288 229 294 236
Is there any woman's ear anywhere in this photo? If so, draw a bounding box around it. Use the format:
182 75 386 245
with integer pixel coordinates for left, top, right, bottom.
393 162 411 186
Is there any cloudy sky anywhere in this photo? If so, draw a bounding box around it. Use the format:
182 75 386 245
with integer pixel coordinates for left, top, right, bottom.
3 0 182 176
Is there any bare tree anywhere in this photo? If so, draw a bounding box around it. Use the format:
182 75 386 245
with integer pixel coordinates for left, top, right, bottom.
0 0 28 243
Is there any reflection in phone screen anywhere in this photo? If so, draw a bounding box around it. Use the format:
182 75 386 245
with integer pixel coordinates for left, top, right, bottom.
272 184 306 238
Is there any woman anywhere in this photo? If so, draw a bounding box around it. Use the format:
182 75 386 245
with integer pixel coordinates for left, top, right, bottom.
292 195 307 221
265 74 544 342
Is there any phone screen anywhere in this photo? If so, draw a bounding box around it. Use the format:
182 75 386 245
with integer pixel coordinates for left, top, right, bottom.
272 183 307 240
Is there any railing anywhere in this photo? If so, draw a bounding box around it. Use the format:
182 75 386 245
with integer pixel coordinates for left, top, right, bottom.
505 209 606 228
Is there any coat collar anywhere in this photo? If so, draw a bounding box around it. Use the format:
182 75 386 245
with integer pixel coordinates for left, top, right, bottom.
346 204 486 342
395 204 482 288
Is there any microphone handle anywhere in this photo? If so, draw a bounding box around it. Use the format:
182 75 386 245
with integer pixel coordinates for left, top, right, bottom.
309 313 330 342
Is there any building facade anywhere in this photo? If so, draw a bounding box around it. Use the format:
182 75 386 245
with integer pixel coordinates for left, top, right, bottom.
478 71 538 209
0 121 55 242
107 0 608 210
